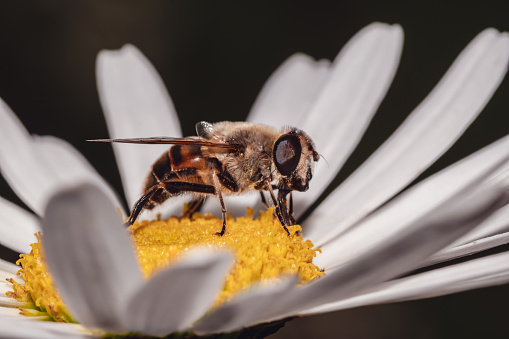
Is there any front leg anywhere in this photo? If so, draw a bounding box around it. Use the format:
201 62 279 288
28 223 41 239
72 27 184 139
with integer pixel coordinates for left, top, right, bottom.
277 189 296 226
265 181 290 235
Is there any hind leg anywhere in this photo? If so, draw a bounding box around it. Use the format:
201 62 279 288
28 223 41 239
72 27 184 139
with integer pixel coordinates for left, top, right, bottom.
126 181 215 226
125 185 162 226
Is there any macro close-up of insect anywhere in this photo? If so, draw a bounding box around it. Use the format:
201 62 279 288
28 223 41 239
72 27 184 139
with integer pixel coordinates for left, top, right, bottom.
90 121 320 236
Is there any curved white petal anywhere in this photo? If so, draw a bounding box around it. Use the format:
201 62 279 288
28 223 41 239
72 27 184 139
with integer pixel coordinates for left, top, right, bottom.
306 29 509 245
0 307 28 317
1 278 20 297
0 296 25 308
0 265 22 298
263 185 506 322
485 156 509 189
0 271 20 287
247 53 330 127
203 184 504 329
204 23 403 218
294 23 403 216
96 44 182 220
317 134 509 269
0 284 14 297
424 231 509 267
1 279 20 297
432 158 509 248
193 277 297 335
0 99 118 217
123 249 233 336
449 203 509 246
0 258 19 275
0 260 22 288
33 136 124 214
0 99 60 215
41 184 143 333
302 251 509 315
0 196 38 253
0 316 96 338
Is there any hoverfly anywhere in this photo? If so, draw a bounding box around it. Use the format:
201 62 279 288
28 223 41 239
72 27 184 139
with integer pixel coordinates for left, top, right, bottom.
90 121 319 236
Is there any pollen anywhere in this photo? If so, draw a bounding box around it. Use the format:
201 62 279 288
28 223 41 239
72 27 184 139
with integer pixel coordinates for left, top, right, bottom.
7 207 323 322
6 233 74 322
130 207 324 305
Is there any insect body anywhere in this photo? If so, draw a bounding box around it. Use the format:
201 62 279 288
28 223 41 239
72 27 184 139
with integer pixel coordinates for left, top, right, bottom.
91 121 319 236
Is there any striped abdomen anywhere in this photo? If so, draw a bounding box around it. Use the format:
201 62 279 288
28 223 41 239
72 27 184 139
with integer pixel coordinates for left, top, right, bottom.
143 144 209 208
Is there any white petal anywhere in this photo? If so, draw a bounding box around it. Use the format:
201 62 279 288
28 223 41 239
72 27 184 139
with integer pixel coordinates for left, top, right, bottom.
262 185 506 322
294 23 403 217
0 261 23 296
247 53 330 127
122 249 233 336
302 251 509 315
448 203 509 246
33 136 124 214
193 277 298 335
424 231 509 267
317 134 509 270
41 184 144 333
0 99 59 215
0 296 24 308
0 280 19 296
0 264 22 296
0 99 118 217
305 29 509 245
0 264 22 286
0 258 20 275
96 44 182 219
0 196 38 253
0 266 21 307
0 316 97 338
0 307 27 317
485 157 509 189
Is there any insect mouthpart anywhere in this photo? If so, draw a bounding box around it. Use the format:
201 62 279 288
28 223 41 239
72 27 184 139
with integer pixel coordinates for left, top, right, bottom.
290 177 310 192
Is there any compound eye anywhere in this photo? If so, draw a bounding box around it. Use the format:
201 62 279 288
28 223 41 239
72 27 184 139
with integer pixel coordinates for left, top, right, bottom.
273 134 302 176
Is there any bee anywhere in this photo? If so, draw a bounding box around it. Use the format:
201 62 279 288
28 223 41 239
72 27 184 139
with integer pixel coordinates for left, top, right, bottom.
90 121 319 236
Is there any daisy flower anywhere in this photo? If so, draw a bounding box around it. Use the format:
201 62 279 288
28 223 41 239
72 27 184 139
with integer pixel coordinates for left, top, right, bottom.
2 22 509 338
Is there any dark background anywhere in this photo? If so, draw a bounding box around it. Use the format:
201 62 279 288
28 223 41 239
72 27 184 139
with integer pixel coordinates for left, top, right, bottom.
1 1 509 338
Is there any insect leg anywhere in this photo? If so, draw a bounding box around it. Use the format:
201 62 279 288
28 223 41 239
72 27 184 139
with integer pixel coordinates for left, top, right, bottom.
277 189 295 226
212 173 227 236
161 181 215 195
289 191 293 215
288 191 296 225
265 181 290 235
126 185 161 226
128 182 215 226
259 191 270 209
181 196 206 218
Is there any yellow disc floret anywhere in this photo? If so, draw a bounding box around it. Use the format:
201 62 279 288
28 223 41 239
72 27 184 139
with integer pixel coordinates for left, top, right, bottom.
6 233 74 322
7 207 323 322
130 208 324 305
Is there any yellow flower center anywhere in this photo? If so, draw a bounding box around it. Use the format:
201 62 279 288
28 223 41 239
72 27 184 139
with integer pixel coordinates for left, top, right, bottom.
6 233 74 322
7 207 324 322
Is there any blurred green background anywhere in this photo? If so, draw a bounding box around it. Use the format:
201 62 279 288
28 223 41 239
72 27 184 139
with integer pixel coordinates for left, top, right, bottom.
0 1 509 338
